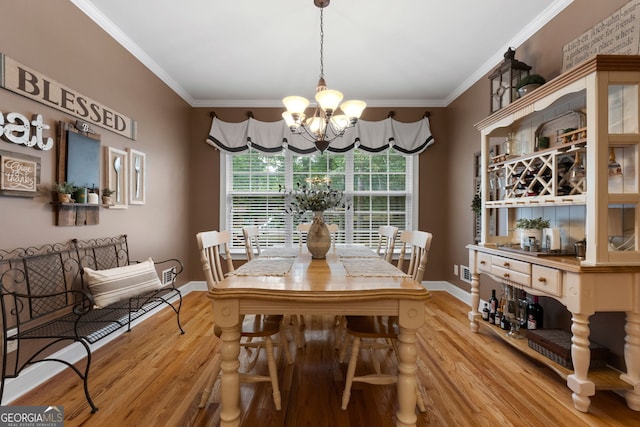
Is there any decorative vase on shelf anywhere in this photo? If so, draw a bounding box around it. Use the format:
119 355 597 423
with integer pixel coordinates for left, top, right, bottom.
307 211 331 259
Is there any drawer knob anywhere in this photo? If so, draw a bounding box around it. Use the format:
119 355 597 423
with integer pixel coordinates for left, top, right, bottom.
538 277 547 283
480 260 486 265
503 262 510 267
503 273 510 278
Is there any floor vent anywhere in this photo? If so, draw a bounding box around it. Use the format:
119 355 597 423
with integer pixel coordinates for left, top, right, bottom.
460 265 472 284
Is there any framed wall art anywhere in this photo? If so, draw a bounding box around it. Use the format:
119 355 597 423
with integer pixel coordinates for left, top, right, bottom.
105 146 128 208
127 148 145 205
0 149 40 197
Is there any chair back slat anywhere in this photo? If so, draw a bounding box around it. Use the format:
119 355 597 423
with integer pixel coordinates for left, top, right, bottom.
376 226 398 263
242 226 262 260
397 230 432 282
196 230 234 291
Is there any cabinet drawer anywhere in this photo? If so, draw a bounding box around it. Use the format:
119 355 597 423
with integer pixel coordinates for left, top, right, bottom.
477 252 492 273
491 255 530 275
491 265 531 287
532 265 561 297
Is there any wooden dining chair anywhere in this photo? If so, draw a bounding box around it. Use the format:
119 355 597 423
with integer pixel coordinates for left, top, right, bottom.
376 225 398 263
196 230 292 410
327 223 339 251
297 223 311 249
340 229 433 411
242 225 306 348
242 225 262 260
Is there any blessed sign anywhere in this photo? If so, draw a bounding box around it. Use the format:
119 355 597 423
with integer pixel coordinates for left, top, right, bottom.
0 151 39 195
0 53 137 140
562 0 640 72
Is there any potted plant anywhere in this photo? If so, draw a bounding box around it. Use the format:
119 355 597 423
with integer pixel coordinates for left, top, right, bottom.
516 74 546 97
471 192 481 216
53 181 75 203
515 217 550 250
101 188 115 205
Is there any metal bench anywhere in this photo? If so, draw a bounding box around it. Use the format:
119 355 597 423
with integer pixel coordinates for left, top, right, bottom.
0 235 183 412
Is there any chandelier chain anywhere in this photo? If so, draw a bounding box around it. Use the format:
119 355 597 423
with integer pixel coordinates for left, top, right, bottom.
319 7 324 80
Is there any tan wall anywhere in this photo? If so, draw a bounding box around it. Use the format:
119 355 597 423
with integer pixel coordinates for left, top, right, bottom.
0 1 191 280
187 107 447 281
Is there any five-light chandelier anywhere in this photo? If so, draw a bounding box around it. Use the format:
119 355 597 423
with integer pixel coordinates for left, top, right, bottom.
282 0 366 152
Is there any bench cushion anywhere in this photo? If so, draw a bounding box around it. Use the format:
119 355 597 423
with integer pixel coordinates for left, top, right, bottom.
84 258 162 308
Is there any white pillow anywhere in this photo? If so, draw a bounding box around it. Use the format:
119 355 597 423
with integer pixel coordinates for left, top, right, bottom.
84 258 162 308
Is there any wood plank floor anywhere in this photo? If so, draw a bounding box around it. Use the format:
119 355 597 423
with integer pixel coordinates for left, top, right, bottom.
11 291 640 426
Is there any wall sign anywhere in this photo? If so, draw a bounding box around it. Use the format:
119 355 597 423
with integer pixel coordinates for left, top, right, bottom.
562 0 640 72
0 111 53 150
0 53 137 140
0 149 40 197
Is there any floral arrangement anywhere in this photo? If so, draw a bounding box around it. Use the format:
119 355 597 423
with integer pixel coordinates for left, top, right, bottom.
280 177 348 216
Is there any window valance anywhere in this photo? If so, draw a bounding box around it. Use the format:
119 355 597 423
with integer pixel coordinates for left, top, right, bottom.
206 116 434 156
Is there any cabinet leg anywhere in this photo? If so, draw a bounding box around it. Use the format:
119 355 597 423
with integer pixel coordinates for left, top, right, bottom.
468 271 480 332
567 312 595 413
622 311 640 411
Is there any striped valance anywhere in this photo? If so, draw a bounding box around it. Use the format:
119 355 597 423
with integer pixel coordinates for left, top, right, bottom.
206 116 434 156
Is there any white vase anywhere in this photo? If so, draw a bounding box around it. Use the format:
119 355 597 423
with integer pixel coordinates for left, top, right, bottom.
519 228 542 249
307 211 331 259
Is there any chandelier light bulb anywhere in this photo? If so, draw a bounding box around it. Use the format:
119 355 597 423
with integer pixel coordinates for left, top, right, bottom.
340 100 367 119
315 89 343 113
283 96 310 115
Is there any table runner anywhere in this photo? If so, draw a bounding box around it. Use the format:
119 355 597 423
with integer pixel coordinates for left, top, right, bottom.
228 258 294 276
341 258 408 277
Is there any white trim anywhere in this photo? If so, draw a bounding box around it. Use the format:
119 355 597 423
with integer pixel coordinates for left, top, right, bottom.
1 281 207 405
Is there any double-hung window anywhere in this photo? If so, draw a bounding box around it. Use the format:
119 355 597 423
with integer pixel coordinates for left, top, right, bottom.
223 148 416 251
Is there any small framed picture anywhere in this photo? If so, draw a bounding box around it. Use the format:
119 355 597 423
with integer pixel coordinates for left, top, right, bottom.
106 146 128 208
128 148 145 205
0 150 40 197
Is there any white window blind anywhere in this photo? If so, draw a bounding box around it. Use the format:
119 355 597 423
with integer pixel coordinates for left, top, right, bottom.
224 148 414 250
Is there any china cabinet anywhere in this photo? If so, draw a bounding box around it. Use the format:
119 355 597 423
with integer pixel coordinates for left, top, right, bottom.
468 56 640 413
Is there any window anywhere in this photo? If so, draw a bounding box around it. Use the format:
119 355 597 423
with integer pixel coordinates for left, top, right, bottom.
223 148 416 250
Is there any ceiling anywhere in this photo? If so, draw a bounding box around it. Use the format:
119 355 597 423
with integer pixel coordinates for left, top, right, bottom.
72 0 573 108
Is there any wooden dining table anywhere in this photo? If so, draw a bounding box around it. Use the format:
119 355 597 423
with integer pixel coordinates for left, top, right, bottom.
207 248 430 427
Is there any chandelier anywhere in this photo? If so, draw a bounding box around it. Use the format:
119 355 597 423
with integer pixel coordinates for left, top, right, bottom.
282 0 366 152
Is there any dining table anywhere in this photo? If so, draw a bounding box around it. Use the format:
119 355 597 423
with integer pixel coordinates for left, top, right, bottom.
208 246 430 427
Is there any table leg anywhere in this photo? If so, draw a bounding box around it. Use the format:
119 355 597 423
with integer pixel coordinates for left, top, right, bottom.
397 326 418 427
567 312 595 412
213 299 242 427
621 311 640 410
396 299 425 427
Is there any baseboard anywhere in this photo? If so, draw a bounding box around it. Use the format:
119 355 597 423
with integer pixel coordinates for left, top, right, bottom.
3 280 465 405
1 281 207 405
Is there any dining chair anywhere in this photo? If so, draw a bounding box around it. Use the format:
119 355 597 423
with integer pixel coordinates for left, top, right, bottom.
327 223 339 251
242 225 262 259
242 225 306 348
196 229 292 410
340 229 433 411
376 225 398 263
297 223 311 249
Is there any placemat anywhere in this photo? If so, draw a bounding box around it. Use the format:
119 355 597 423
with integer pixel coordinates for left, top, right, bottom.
341 258 408 277
228 258 294 276
336 245 378 258
259 247 301 258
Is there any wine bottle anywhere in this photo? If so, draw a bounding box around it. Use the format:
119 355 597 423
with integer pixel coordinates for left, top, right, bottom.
482 303 490 321
526 296 544 330
489 289 499 323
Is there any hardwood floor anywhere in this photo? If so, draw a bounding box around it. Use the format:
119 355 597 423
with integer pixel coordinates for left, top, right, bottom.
11 291 640 426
